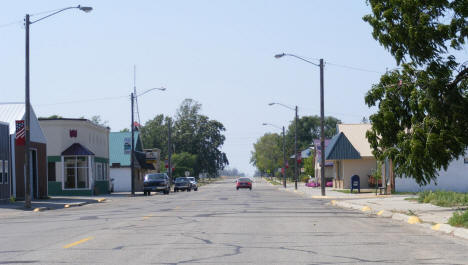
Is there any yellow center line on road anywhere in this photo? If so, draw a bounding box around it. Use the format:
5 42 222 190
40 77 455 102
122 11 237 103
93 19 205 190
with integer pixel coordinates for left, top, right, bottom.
63 237 94 249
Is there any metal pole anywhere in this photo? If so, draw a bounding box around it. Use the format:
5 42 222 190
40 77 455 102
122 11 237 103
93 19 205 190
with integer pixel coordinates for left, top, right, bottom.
320 59 326 196
282 126 286 188
130 93 135 195
25 14 31 208
294 106 298 190
167 119 172 183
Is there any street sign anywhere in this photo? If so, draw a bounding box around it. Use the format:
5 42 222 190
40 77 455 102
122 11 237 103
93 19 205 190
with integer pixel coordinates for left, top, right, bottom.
185 171 190 177
145 151 159 163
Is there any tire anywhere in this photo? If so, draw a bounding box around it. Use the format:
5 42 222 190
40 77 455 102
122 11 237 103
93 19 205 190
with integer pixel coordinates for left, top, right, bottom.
236 187 239 190
187 188 191 192
174 188 177 192
194 188 198 191
144 191 147 196
164 189 169 195
249 187 252 190
148 191 151 196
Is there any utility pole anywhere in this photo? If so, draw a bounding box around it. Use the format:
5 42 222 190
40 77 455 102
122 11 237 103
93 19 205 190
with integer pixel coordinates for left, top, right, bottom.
25 14 31 208
294 105 298 190
320 59 326 196
130 92 135 195
167 119 172 183
282 126 286 188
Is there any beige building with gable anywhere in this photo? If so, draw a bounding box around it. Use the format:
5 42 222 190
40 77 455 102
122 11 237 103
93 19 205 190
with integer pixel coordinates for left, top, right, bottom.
325 124 379 189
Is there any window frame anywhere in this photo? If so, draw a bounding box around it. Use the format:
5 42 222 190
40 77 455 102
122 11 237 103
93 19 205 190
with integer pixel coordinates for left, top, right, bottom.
62 156 90 190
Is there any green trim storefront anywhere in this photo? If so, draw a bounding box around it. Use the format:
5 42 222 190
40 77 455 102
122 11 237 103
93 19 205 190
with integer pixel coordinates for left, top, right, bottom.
48 156 110 196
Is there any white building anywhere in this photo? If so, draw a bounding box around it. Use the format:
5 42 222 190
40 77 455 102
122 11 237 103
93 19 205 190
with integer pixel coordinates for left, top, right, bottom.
396 153 468 192
39 118 110 196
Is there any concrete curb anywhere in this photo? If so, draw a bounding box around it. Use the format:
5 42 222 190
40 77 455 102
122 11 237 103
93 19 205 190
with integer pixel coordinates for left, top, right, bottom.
64 202 88 208
331 200 468 241
33 207 48 212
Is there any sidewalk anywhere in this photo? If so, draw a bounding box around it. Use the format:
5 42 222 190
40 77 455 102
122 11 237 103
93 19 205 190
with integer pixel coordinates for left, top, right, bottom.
0 195 109 218
265 179 468 240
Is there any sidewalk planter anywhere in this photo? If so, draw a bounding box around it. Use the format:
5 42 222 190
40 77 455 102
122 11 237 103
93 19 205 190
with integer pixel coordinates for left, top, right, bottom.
39 118 110 196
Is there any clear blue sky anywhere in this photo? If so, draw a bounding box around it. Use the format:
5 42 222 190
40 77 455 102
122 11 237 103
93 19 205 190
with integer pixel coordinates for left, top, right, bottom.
1 1 397 175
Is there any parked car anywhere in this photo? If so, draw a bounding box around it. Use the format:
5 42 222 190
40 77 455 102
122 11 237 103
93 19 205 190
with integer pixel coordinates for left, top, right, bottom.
236 177 252 190
187 177 198 191
174 177 191 192
143 173 170 195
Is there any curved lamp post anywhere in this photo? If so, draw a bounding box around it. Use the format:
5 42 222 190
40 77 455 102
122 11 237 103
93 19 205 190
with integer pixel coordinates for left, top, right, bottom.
268 102 298 190
130 87 166 195
275 53 326 196
262 123 287 188
24 5 92 208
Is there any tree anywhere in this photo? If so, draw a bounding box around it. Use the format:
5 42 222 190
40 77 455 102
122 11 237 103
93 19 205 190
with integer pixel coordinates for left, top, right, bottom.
120 128 130 132
250 133 283 175
303 155 315 178
39 114 63 119
171 152 197 178
286 115 341 152
363 0 468 185
90 115 108 127
140 99 228 177
140 114 171 159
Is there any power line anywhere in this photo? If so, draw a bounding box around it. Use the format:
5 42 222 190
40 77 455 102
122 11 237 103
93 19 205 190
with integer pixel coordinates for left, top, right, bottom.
325 61 385 74
0 20 23 29
37 95 128 107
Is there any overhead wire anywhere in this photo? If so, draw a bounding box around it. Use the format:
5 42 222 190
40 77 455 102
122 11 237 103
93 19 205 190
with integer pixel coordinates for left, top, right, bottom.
37 95 128 107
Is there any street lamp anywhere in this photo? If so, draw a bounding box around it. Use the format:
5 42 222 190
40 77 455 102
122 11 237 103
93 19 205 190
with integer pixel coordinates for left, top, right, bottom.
275 53 326 196
268 102 299 190
130 87 166 195
262 123 287 188
24 5 92 208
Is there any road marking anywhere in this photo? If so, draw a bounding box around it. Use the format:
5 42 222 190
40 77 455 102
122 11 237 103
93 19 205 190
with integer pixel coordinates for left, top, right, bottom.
432 223 441 231
361 206 371 212
174 206 180 210
330 200 337 206
377 210 385 216
63 237 94 249
407 216 421 224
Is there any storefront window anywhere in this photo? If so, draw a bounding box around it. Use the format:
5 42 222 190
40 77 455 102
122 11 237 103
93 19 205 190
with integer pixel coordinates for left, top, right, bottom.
64 156 89 189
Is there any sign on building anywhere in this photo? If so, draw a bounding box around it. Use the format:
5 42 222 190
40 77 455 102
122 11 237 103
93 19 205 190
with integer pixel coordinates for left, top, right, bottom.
124 137 131 154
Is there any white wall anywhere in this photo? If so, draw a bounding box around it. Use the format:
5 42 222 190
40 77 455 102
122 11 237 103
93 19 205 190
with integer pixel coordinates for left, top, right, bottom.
111 167 131 192
396 156 468 192
39 120 109 158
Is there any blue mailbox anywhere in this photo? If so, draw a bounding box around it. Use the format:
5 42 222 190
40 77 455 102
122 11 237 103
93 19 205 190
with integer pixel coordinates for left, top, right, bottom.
350 175 360 193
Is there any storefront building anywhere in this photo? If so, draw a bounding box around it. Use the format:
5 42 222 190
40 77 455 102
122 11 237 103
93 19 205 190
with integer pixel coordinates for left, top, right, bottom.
39 118 110 196
0 103 48 200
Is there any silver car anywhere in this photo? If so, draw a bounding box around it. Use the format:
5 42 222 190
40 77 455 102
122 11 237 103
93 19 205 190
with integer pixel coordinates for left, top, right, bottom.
187 177 198 191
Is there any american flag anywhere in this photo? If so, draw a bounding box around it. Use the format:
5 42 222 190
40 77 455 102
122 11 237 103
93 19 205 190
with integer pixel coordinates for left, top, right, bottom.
15 120 25 146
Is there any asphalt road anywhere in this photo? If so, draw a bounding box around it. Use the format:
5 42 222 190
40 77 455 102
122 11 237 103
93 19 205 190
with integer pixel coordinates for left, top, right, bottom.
1 178 468 265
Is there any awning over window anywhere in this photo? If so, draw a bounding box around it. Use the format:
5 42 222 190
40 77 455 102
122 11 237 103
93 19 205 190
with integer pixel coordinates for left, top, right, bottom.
61 143 95 156
135 151 155 170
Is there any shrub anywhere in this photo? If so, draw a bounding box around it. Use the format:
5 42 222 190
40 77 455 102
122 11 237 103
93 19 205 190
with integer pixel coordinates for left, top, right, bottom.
300 175 310 183
448 210 468 228
417 191 468 207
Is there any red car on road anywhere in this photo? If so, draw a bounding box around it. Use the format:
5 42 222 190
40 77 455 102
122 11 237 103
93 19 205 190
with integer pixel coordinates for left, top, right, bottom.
236 177 252 190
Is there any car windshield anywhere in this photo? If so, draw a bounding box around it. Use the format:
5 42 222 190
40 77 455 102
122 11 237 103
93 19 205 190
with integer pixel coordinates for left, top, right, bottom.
188 177 195 182
145 174 166 181
175 178 188 183
238 178 251 182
